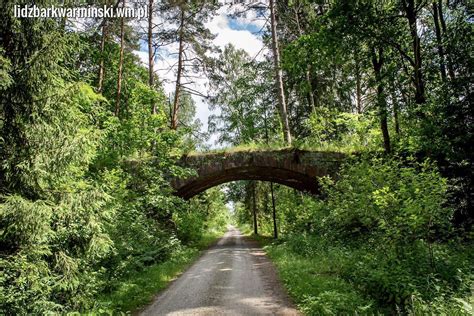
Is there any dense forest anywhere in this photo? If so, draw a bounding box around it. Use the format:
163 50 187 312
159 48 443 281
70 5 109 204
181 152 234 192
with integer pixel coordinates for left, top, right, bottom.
1 0 473 315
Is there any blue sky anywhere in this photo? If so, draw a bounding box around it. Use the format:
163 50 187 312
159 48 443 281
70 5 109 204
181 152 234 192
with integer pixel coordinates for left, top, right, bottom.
228 17 262 34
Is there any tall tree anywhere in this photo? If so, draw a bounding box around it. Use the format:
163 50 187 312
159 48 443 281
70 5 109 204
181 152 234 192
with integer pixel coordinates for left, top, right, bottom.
252 181 258 235
148 0 157 114
115 0 126 116
97 0 124 94
401 0 426 104
98 20 108 93
432 1 447 81
269 0 292 145
371 46 391 153
163 0 218 130
208 45 275 145
291 1 316 112
435 0 456 80
270 182 278 239
171 7 185 129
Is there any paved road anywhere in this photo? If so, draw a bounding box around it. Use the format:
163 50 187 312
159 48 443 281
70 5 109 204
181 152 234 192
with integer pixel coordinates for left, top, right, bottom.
140 227 299 316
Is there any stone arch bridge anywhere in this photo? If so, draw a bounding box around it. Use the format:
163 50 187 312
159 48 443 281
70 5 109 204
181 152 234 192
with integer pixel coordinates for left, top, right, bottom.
171 149 346 199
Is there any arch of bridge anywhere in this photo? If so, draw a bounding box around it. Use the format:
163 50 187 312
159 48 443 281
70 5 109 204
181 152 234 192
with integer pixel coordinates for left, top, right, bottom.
171 149 345 199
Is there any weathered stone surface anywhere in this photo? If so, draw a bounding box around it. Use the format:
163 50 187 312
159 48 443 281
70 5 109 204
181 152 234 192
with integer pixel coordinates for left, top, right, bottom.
171 149 346 199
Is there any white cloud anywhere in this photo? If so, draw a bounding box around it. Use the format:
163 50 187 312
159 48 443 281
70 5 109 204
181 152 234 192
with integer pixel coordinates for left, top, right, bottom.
134 50 148 65
206 8 265 58
233 6 267 30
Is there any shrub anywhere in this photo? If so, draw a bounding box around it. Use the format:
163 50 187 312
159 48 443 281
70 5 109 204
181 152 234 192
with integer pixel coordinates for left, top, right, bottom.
324 157 452 245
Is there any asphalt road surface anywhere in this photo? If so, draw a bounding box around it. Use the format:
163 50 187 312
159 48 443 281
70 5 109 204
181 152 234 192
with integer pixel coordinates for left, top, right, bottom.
140 226 300 316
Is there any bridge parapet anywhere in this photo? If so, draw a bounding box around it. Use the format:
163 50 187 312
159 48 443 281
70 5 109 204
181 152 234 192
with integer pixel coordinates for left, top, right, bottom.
172 149 346 199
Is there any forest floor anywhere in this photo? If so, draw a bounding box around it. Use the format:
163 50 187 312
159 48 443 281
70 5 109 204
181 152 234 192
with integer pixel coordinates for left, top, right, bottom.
139 226 299 315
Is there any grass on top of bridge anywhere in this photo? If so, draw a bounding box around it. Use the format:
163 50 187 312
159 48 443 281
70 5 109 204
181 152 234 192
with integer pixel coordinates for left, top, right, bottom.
187 142 288 156
186 140 357 156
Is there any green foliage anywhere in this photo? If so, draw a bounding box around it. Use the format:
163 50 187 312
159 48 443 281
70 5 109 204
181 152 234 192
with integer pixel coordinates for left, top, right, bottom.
324 157 451 243
1 76 114 314
175 188 230 244
303 108 381 152
1 188 113 314
409 294 474 316
0 48 12 90
248 158 473 314
208 44 279 145
265 232 473 315
265 239 374 315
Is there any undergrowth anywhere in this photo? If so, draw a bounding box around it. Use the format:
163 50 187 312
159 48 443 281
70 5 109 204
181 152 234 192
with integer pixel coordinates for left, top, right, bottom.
245 157 474 315
263 235 473 315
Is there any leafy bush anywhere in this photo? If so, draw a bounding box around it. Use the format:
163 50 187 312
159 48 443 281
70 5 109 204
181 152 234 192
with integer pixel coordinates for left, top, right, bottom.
303 108 381 152
174 187 230 245
0 189 112 314
323 158 472 312
324 157 452 244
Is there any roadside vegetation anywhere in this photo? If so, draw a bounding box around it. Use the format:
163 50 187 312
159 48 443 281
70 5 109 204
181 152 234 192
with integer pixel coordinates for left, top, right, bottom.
239 158 474 314
262 159 473 314
97 229 225 313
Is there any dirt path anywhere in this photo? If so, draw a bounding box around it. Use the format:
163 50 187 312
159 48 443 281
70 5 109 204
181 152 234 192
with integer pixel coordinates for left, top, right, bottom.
140 226 299 315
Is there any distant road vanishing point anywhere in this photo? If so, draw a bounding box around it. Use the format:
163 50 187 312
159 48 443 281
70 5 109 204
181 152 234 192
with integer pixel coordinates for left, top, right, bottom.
140 227 300 316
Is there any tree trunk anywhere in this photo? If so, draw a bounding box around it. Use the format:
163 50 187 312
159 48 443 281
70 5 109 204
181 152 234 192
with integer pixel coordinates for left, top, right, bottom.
403 0 426 104
391 88 401 135
305 70 316 112
432 1 447 81
171 8 185 130
437 0 456 80
115 5 125 117
371 47 391 154
294 7 316 113
148 0 157 114
252 181 258 235
270 182 278 239
355 54 363 113
98 21 107 93
270 0 292 145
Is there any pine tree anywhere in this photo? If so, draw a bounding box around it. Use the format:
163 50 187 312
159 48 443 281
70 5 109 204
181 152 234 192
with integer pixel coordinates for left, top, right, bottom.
161 0 218 129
